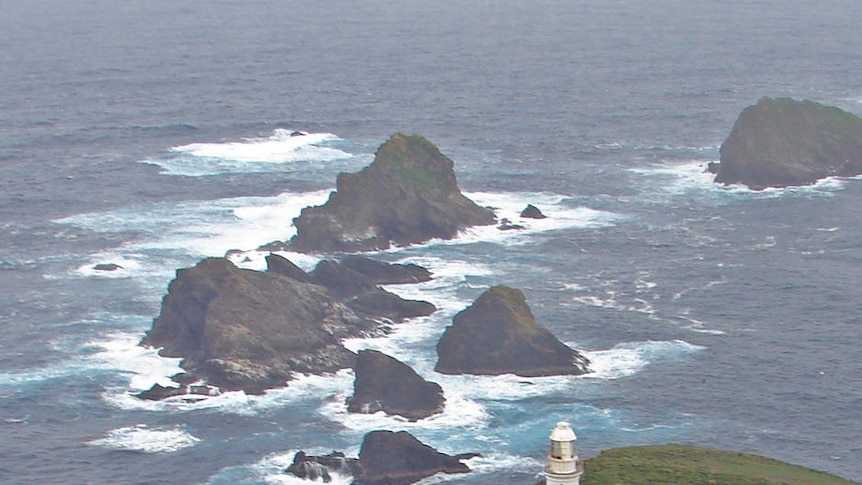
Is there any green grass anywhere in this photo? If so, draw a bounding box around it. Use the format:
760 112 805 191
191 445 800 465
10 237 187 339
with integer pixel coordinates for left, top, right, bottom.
582 445 858 485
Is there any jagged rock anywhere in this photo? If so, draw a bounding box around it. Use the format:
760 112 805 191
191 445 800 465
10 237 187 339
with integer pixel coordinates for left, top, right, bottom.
310 260 378 299
520 204 547 219
352 430 478 485
140 257 375 393
136 383 186 401
340 255 432 285
290 133 496 252
93 263 123 271
265 253 311 282
497 218 525 231
347 350 444 421
310 258 436 322
435 286 590 377
716 97 862 189
346 291 436 322
285 451 355 483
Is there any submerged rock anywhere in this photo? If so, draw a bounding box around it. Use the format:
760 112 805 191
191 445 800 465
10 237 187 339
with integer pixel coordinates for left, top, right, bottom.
290 133 496 252
435 285 590 377
716 97 862 189
347 349 444 421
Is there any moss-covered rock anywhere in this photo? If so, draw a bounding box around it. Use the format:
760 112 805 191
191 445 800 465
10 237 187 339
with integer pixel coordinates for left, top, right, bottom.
435 286 590 377
290 133 496 252
716 97 862 189
582 444 858 485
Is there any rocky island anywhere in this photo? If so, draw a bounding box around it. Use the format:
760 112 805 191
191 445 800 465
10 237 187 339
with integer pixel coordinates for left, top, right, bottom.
140 255 435 395
346 349 445 421
435 285 590 377
714 97 862 189
290 133 496 252
286 430 478 485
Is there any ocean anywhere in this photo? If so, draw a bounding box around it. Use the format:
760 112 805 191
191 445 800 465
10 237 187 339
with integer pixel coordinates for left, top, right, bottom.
1 1 861 483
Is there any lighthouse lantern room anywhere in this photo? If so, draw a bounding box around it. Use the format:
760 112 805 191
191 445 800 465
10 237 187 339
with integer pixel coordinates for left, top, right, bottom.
544 421 583 485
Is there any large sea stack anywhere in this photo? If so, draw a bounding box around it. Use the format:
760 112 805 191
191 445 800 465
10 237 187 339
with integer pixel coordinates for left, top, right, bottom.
435 286 590 377
141 257 372 393
347 349 445 421
715 97 862 189
290 133 496 252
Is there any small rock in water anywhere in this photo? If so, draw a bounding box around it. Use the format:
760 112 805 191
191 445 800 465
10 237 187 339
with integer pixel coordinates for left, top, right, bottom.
93 263 123 272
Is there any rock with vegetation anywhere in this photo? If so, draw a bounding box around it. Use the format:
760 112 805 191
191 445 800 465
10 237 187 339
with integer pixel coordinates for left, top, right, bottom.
140 257 376 394
435 286 590 377
715 97 862 189
290 133 496 252
347 349 445 421
352 430 478 485
581 444 858 485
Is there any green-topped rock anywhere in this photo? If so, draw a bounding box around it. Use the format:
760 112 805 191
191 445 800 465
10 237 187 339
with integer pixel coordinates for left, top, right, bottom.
582 444 858 485
715 97 862 189
290 133 496 252
435 285 590 377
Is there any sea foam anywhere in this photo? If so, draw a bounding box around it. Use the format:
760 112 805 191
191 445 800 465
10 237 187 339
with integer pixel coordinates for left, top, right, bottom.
89 424 200 453
146 130 353 176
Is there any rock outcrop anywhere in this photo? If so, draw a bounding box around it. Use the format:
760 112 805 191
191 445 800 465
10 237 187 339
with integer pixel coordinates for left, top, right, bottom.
347 349 444 421
140 254 434 396
340 255 432 285
285 431 478 485
352 431 477 485
308 258 437 322
435 286 590 377
520 204 547 219
290 133 496 252
141 257 372 393
715 97 862 189
286 451 355 483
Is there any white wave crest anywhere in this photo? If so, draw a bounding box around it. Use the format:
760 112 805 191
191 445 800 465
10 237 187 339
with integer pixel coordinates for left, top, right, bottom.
89 424 200 453
146 130 352 176
583 340 705 380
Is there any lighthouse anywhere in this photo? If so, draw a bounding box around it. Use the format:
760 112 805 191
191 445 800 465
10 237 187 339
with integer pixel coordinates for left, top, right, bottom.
543 421 583 485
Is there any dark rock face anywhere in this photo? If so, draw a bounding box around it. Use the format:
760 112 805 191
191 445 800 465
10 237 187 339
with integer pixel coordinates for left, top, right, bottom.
346 291 437 322
285 451 355 483
140 255 436 396
93 263 123 271
716 97 862 189
340 255 432 285
435 286 590 377
352 431 477 485
290 133 496 252
310 259 437 322
520 204 547 219
141 257 374 393
347 350 444 421
265 253 311 282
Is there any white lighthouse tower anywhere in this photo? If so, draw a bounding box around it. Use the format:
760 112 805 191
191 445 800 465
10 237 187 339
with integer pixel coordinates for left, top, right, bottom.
543 421 583 485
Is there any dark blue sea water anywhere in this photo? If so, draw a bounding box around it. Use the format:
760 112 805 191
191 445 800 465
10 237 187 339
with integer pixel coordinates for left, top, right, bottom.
1 1 861 484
